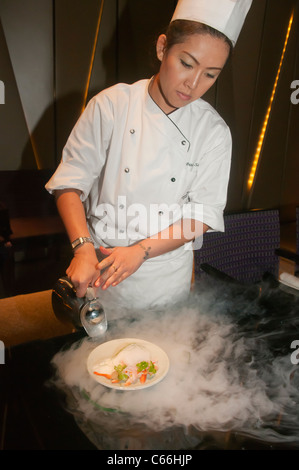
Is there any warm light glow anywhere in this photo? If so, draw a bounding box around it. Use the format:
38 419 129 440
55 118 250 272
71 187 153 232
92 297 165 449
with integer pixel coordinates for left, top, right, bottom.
247 11 294 190
23 117 41 169
81 0 105 113
30 136 41 169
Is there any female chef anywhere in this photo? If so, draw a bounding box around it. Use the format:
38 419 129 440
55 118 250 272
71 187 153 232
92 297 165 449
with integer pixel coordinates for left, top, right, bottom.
46 0 252 311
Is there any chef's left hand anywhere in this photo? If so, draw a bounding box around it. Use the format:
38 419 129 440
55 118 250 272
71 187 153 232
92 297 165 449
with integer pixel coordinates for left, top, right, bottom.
94 245 145 289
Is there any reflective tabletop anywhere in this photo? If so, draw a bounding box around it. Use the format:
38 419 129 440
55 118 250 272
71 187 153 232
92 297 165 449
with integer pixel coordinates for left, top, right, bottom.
1 274 299 451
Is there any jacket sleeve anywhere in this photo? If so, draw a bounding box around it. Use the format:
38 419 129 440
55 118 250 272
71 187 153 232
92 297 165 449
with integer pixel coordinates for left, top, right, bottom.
185 122 232 232
45 93 114 201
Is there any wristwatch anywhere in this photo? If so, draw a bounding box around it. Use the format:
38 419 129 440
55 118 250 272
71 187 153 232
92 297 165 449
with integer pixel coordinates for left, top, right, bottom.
71 236 94 251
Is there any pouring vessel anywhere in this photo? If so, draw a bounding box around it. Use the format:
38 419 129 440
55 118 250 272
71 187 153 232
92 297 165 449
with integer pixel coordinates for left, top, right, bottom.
52 276 107 338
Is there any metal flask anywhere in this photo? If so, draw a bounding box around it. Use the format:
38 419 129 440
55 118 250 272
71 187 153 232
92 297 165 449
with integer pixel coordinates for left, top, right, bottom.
52 276 107 338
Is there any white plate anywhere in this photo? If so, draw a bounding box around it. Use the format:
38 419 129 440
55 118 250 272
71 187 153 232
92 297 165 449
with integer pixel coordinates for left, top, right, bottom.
87 338 169 390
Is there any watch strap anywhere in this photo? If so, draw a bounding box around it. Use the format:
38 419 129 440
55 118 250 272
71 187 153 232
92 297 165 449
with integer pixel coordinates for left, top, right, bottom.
71 236 94 251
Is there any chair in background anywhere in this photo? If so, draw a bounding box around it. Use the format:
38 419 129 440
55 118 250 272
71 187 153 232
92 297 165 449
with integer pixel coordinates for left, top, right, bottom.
194 209 280 284
275 206 299 277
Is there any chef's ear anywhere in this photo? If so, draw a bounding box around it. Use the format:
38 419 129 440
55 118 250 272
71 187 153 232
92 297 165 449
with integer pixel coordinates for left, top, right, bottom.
156 34 167 62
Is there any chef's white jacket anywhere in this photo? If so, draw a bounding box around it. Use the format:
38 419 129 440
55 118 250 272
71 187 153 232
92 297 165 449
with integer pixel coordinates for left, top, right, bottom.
46 78 232 312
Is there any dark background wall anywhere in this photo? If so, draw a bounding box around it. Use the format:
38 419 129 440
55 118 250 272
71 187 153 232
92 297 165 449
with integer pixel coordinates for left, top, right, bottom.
0 0 298 219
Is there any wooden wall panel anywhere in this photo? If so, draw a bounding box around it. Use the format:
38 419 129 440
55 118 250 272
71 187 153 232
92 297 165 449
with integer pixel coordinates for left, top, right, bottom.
0 17 35 170
117 0 176 84
54 0 106 163
246 0 298 211
0 0 298 215
0 0 54 169
278 6 299 221
219 0 267 211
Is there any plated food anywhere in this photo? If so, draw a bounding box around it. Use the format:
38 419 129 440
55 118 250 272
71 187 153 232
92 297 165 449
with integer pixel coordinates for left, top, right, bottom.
87 338 169 390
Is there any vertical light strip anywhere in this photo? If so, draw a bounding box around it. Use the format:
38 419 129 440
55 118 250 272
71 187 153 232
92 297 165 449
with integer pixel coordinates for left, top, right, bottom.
81 0 105 113
29 134 41 169
18 94 41 169
247 11 294 190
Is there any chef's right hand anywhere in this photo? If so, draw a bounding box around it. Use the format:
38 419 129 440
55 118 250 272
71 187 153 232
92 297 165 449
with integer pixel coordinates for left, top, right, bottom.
66 243 100 298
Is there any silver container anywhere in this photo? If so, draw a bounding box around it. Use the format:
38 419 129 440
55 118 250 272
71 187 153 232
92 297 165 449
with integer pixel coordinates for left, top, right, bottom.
52 276 107 338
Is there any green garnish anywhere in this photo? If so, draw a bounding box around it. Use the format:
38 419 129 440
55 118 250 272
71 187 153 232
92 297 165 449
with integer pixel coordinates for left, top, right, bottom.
148 361 157 374
114 364 128 381
113 360 157 383
136 361 149 372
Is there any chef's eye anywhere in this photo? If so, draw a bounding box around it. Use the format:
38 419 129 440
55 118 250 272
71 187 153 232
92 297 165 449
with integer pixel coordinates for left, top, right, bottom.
180 59 192 69
206 72 216 79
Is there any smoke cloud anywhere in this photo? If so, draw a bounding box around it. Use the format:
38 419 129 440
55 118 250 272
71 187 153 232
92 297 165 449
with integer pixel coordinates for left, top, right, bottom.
49 277 299 450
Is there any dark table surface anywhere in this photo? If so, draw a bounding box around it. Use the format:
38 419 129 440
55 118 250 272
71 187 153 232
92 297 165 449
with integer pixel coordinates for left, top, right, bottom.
1 273 299 453
1 330 95 450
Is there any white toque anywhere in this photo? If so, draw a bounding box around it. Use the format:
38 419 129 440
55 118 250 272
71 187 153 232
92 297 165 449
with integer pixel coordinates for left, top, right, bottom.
171 0 253 46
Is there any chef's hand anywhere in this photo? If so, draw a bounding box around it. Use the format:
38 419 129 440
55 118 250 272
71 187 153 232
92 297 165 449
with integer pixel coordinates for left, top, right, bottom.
66 243 100 297
94 245 146 290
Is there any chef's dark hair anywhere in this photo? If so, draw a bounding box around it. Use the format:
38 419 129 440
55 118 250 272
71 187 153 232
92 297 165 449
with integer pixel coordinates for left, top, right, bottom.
164 19 233 58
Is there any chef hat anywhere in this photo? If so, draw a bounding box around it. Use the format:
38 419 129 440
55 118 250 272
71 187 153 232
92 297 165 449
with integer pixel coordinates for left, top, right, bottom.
171 0 253 46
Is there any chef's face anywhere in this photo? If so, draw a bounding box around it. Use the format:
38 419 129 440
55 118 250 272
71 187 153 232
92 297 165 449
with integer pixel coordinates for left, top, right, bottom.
152 33 230 114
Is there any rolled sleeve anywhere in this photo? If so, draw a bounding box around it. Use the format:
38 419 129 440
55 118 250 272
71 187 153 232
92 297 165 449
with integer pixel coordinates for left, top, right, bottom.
187 124 232 232
45 94 113 200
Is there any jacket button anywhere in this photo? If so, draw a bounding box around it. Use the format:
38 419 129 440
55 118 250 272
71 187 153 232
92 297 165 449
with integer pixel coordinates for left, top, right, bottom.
124 168 130 173
171 177 176 182
181 140 186 146
130 129 135 134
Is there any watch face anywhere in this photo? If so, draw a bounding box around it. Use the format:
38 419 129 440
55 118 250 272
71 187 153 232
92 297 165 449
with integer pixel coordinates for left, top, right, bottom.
72 237 93 250
72 238 81 249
